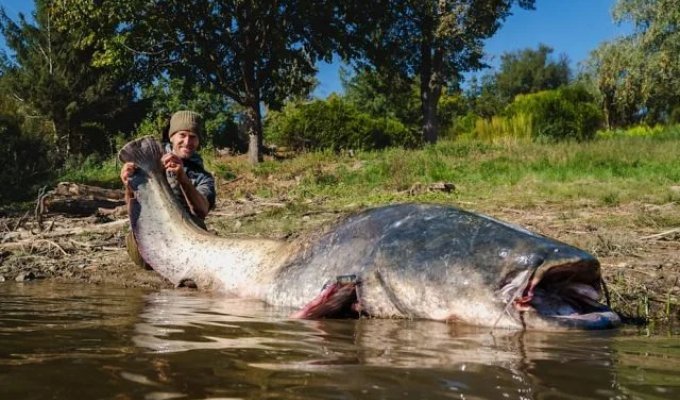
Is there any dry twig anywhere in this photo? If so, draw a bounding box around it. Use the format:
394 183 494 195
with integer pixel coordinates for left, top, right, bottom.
640 228 680 240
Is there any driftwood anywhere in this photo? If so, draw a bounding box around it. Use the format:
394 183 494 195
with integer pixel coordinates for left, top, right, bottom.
640 228 680 240
0 219 128 244
404 181 456 196
40 182 126 217
53 182 125 200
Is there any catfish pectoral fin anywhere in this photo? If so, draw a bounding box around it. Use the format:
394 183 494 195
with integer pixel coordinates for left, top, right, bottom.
291 281 361 319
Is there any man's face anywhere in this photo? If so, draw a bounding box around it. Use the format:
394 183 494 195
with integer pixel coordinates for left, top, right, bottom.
170 130 199 159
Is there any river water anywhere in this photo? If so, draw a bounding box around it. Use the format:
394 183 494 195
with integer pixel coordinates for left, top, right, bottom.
0 282 678 400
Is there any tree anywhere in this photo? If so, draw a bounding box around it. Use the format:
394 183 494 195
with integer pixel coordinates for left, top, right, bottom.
466 74 503 118
0 89 55 203
117 0 343 164
341 67 421 130
495 44 570 104
466 44 570 118
346 0 535 144
587 38 646 128
0 0 140 160
587 0 680 125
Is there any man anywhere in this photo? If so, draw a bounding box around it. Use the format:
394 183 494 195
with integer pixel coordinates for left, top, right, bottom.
121 110 216 267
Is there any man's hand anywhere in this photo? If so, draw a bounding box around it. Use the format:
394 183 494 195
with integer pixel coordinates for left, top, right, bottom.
161 153 186 181
120 162 136 206
120 162 136 185
161 153 209 219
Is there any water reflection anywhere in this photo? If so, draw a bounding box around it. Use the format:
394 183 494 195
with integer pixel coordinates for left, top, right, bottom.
1 282 678 399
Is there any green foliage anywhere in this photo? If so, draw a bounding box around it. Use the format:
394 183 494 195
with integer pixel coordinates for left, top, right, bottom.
136 77 242 151
467 44 571 118
437 92 469 132
495 44 571 104
595 124 669 139
0 0 141 159
586 0 680 126
341 67 471 143
345 0 536 143
0 115 55 203
466 113 533 143
120 0 345 163
264 95 418 151
586 38 646 127
445 112 479 138
59 154 120 189
342 67 421 129
505 85 603 140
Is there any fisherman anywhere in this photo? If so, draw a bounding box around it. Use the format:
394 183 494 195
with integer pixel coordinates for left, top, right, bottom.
120 110 216 268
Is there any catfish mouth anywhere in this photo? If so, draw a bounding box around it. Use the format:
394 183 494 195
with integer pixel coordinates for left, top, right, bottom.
500 260 621 330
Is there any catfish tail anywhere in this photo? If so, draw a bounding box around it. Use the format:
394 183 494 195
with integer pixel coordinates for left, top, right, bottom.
118 136 164 175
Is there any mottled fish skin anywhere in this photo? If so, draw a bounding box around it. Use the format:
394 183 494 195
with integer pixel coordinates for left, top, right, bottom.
119 137 284 298
265 204 601 328
119 137 618 330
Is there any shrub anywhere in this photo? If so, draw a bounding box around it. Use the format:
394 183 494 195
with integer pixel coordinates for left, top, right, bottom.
505 85 603 141
445 112 479 139
471 113 533 143
595 124 667 139
264 95 419 151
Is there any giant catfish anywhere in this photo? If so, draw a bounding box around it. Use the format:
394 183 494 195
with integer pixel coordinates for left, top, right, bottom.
119 137 620 330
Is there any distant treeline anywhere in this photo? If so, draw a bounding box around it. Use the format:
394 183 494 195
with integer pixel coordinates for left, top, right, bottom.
1 0 679 203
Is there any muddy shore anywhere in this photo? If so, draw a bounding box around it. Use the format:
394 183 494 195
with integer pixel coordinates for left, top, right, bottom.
1 198 678 323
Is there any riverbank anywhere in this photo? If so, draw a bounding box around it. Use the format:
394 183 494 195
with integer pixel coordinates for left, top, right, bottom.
1 134 679 323
1 193 678 324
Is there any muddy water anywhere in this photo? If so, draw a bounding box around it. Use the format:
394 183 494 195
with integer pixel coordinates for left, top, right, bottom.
0 282 678 400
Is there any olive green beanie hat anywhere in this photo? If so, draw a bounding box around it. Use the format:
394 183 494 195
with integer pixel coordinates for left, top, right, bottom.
169 110 203 138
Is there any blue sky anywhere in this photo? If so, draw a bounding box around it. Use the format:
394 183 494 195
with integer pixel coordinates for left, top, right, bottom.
1 0 631 98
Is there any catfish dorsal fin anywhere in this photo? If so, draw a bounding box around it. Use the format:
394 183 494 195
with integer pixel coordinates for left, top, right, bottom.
118 136 164 175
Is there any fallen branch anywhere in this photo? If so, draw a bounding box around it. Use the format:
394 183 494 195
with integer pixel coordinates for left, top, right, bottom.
12 211 30 231
35 239 68 255
1 238 68 255
68 239 120 252
648 296 680 306
0 219 128 243
221 176 244 186
640 228 680 240
39 182 125 217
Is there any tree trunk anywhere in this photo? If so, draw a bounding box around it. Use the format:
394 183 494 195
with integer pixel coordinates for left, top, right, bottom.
421 83 440 144
419 14 442 145
240 5 263 165
245 99 263 164
420 58 443 144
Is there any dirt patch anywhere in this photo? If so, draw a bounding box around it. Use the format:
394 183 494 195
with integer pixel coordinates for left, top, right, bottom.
1 199 678 323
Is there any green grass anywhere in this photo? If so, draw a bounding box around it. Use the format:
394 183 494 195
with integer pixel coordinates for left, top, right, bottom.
52 124 680 216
